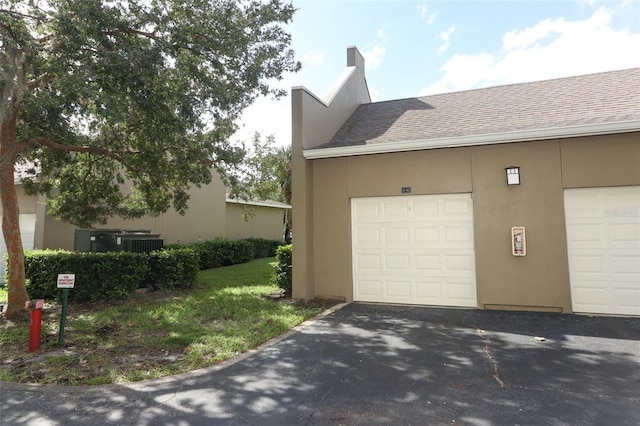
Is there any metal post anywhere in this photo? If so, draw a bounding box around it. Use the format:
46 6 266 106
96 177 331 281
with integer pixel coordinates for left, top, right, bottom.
58 288 69 345
28 308 43 352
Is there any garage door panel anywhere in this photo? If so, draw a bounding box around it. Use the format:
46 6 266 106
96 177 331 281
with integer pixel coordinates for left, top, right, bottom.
605 192 640 208
354 254 381 271
572 289 608 309
568 254 606 274
386 280 411 298
414 226 440 243
610 223 640 241
444 254 476 273
613 289 640 315
612 256 640 275
443 199 472 215
446 279 478 302
353 194 477 308
444 226 473 243
415 254 441 271
385 254 411 270
413 199 439 217
383 201 410 218
565 186 640 316
353 202 380 219
566 223 603 246
357 279 383 297
564 202 599 217
567 224 639 251
415 279 444 303
572 285 640 316
383 227 410 243
354 226 381 244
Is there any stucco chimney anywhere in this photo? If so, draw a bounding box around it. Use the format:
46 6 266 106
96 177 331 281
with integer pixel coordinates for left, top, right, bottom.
347 46 365 70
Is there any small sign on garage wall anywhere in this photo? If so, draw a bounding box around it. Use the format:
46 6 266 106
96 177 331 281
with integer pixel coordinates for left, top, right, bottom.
401 187 412 194
511 227 526 256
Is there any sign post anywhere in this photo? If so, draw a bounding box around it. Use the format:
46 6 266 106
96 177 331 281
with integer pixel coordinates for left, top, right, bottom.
57 274 75 345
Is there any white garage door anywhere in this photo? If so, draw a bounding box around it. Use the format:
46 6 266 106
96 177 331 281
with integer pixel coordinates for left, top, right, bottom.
352 194 477 307
0 214 37 285
564 186 640 316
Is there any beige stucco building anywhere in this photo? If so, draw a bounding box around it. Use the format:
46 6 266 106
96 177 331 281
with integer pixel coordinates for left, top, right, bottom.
292 47 640 316
2 171 290 283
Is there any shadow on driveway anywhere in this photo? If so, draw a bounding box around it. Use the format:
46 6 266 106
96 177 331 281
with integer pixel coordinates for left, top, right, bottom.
2 303 639 425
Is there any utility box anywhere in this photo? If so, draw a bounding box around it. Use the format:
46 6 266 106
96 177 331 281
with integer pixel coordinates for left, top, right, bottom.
122 233 164 253
74 229 164 254
73 228 93 252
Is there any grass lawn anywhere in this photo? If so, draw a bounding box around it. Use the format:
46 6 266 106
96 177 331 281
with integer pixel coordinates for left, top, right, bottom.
0 258 338 385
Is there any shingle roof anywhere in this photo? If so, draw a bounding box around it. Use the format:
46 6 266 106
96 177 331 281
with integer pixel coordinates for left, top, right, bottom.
317 68 640 150
226 192 291 209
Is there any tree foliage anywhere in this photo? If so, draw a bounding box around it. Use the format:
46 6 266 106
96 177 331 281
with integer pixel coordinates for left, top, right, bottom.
0 0 300 318
226 132 292 242
228 132 291 203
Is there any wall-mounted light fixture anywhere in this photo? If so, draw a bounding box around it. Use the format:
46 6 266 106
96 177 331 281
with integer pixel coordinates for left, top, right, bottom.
506 166 520 185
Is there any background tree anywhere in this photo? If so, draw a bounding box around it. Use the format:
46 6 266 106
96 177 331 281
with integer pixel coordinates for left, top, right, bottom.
226 132 292 242
0 0 300 318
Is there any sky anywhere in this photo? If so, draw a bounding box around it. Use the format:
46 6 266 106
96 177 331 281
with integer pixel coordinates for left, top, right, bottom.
235 0 640 147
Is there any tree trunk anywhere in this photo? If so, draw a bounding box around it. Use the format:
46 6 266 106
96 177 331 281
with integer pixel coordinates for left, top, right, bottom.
284 187 292 244
283 209 292 244
0 106 29 319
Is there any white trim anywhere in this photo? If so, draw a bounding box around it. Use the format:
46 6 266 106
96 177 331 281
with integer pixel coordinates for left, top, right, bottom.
303 120 640 159
291 85 327 106
292 66 357 108
226 198 291 209
324 67 356 105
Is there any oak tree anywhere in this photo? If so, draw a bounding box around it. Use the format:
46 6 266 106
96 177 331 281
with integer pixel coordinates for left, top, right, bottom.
0 0 300 318
227 132 292 241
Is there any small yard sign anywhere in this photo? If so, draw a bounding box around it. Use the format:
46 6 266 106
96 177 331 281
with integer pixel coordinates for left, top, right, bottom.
57 274 75 289
57 273 75 345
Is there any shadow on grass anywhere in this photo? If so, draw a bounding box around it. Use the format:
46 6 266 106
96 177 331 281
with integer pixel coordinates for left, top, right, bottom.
2 303 639 425
0 258 324 385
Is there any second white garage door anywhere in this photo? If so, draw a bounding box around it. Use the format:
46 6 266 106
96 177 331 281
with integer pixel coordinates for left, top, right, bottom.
564 186 640 316
352 194 477 307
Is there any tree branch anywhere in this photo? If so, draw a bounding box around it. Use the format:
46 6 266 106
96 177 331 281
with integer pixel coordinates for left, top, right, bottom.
27 73 53 90
103 27 161 42
35 33 55 44
0 9 42 21
23 136 130 162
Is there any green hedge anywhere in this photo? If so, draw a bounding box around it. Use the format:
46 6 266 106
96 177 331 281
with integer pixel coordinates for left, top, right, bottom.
21 237 283 303
25 250 148 302
243 238 282 259
271 244 292 294
146 247 200 289
194 238 253 269
167 237 282 270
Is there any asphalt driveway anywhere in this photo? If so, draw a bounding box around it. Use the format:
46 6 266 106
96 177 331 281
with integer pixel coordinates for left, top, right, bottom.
1 303 639 425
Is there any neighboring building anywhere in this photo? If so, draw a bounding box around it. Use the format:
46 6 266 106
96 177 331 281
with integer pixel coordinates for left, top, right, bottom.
1 171 290 284
225 195 291 241
292 46 640 316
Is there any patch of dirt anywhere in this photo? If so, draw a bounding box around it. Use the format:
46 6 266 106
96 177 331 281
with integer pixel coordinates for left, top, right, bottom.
0 288 196 385
0 290 342 385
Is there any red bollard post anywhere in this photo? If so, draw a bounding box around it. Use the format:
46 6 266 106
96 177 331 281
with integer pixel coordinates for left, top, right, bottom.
25 300 45 352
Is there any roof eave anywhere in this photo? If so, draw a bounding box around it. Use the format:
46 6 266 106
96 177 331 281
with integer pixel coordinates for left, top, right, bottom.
226 197 291 209
303 120 640 159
